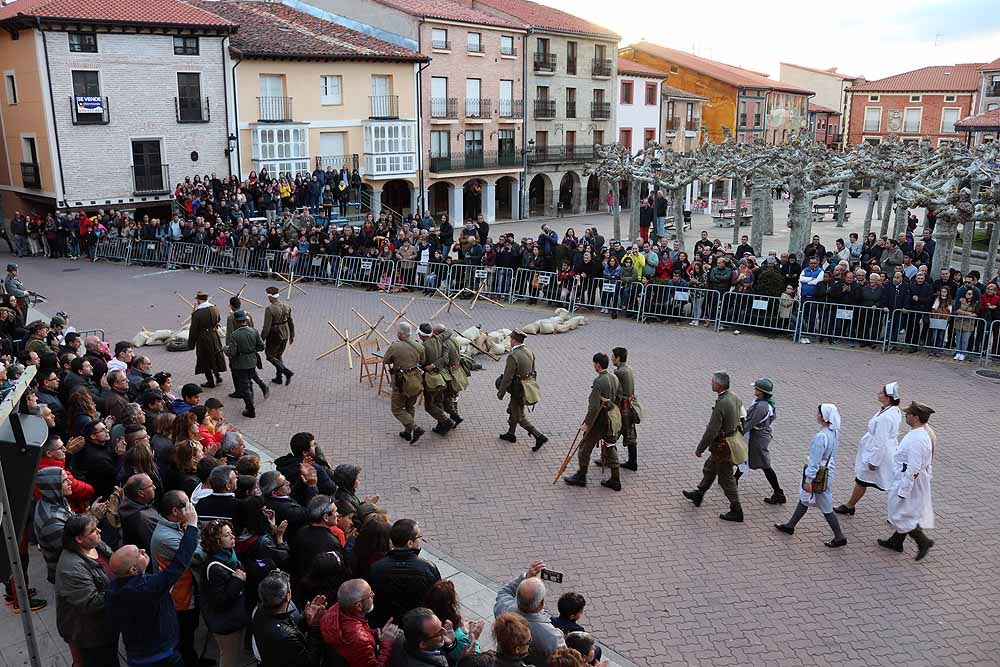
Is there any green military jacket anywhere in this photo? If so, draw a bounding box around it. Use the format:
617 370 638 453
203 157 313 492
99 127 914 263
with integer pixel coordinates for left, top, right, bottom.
696 390 743 455
498 345 534 397
225 324 265 370
262 301 294 343
614 363 635 401
585 370 620 426
226 311 254 339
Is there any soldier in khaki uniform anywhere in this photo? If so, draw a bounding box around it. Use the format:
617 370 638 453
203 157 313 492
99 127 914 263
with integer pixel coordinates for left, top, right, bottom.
261 286 295 386
224 310 265 418
613 347 638 471
226 297 267 401
417 322 455 436
497 330 548 451
565 352 623 491
383 322 426 444
683 371 745 522
434 325 465 426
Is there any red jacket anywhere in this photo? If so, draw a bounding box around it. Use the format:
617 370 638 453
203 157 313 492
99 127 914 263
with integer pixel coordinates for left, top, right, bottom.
34 456 94 512
320 604 394 667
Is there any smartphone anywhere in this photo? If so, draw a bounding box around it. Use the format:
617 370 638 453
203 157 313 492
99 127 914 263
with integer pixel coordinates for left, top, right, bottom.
539 569 563 584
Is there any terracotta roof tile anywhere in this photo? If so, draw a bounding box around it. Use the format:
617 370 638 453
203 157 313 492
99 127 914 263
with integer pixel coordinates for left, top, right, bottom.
955 108 1000 129
808 102 840 114
617 58 664 78
849 64 984 92
474 0 617 38
627 41 813 95
661 83 707 101
374 0 523 28
980 57 1000 72
780 62 863 81
188 1 423 61
0 0 232 27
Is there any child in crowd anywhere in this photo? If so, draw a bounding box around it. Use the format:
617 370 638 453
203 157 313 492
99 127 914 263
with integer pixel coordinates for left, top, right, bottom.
552 592 602 662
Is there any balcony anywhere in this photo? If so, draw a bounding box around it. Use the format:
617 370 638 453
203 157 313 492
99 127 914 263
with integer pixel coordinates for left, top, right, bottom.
685 118 700 132
175 96 210 123
428 149 522 173
366 152 417 177
20 162 41 189
314 154 360 172
258 96 293 122
528 145 595 165
591 58 612 77
431 39 450 50
534 52 556 73
465 98 492 119
500 44 517 57
430 97 458 120
70 95 110 125
132 163 169 195
590 101 611 120
370 95 399 120
566 58 577 76
566 101 576 118
534 99 556 119
987 83 1000 97
498 99 523 119
466 41 484 54
665 117 680 132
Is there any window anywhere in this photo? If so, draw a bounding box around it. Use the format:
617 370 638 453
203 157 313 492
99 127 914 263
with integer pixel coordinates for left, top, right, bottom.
68 32 97 53
944 95 956 102
863 107 881 132
464 128 483 156
173 36 199 56
666 101 674 120
320 75 342 105
466 32 482 53
430 130 450 157
670 65 679 74
620 80 633 104
176 72 205 122
431 28 448 50
565 87 576 118
909 95 922 102
645 82 657 105
72 70 100 96
989 103 1000 111
938 138 956 147
619 128 632 147
868 95 880 102
592 129 604 145
498 129 515 160
368 123 415 155
863 137 882 145
500 35 514 56
940 108 961 134
251 126 309 174
903 107 921 133
4 73 16 105
686 102 694 121
431 77 449 117
465 78 482 117
594 44 607 60
566 41 577 75
643 128 656 146
593 88 605 104
537 37 550 54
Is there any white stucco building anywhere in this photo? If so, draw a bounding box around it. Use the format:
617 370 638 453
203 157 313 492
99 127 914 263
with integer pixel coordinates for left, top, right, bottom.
616 58 664 153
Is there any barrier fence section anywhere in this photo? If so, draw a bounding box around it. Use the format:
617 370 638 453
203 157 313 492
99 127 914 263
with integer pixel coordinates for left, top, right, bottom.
129 239 170 267
92 237 132 264
797 302 889 347
569 278 637 317
886 308 988 357
243 249 282 277
448 265 514 301
714 291 797 336
300 253 341 284
984 320 1000 367
639 284 719 324
168 242 210 270
394 261 450 293
336 255 395 289
204 246 247 274
511 269 574 308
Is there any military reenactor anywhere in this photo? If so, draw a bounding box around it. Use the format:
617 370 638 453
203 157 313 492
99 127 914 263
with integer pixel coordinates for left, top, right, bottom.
683 371 745 522
497 330 548 451
417 322 455 435
383 322 426 444
227 296 267 401
225 310 266 418
261 286 295 386
4 263 29 318
613 346 639 471
564 352 623 491
434 324 466 426
188 291 226 388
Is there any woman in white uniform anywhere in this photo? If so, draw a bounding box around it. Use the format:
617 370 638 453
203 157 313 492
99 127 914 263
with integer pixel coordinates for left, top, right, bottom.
879 401 935 561
774 404 847 548
835 382 902 515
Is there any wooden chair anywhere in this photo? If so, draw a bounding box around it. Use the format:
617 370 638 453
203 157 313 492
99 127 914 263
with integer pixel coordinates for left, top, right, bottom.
358 339 382 387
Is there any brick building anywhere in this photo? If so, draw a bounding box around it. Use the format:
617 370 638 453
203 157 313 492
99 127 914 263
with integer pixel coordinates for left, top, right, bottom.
808 103 841 148
845 63 985 148
0 0 235 219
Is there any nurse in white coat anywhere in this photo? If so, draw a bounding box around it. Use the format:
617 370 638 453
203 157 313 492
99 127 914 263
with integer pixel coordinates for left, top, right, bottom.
879 401 936 561
835 382 902 515
774 404 848 548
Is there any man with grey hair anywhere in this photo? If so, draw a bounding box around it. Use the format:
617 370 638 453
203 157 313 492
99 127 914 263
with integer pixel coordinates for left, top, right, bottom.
319 578 400 665
119 473 159 552
683 371 745 522
252 570 327 664
382 322 426 444
291 495 344 576
219 431 246 465
193 464 239 523
260 470 311 539
493 559 565 664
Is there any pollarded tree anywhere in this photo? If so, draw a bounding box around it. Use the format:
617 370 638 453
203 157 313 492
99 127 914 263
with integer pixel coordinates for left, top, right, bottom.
634 142 714 252
586 143 635 243
853 137 939 240
700 136 780 250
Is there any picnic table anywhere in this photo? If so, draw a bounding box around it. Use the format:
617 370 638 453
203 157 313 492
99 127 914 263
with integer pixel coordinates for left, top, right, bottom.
812 205 852 222
713 207 751 228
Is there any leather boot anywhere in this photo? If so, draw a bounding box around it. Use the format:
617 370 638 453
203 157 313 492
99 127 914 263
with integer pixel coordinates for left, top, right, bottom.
764 492 787 505
449 414 463 427
877 531 906 553
720 503 744 522
621 445 637 471
682 489 704 507
563 471 587 487
601 465 622 491
908 526 934 561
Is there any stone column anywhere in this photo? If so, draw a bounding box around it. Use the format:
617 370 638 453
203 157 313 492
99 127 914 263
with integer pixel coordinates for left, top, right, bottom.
484 182 496 224
706 182 714 216
424 189 432 215
410 186 420 218
449 183 463 226
371 188 383 217
510 180 520 221
574 178 587 214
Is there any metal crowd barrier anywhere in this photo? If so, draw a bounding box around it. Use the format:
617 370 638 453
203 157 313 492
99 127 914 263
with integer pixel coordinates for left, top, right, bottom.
449 265 514 301
130 239 170 266
337 255 395 289
168 242 210 270
395 260 450 293
204 246 246 274
92 237 132 263
301 253 341 283
717 291 797 337
511 269 575 308
244 249 281 277
886 308 987 356
983 321 1000 367
639 284 719 324
797 302 889 347
75 328 105 341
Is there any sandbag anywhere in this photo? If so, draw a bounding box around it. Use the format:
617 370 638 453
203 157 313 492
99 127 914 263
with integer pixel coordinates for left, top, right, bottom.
131 331 149 348
554 308 570 321
453 335 471 348
521 322 540 335
461 326 481 341
147 329 173 342
538 320 555 334
554 322 571 333
489 343 505 355
567 316 584 329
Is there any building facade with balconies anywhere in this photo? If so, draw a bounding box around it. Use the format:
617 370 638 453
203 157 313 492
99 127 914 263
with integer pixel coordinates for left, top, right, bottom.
0 0 234 218
616 58 664 154
294 0 526 223
660 85 706 154
845 63 984 148
190 1 425 218
475 0 620 217
955 57 1000 146
808 103 841 148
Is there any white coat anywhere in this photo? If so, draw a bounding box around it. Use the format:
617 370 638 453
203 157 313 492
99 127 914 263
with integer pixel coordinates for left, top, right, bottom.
800 426 838 513
854 405 901 491
888 425 935 532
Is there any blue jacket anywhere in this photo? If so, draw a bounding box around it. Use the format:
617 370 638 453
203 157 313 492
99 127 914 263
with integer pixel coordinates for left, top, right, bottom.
108 525 199 664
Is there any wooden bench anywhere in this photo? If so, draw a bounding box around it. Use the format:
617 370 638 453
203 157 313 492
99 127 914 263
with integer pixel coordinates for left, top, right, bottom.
713 207 751 227
812 210 852 223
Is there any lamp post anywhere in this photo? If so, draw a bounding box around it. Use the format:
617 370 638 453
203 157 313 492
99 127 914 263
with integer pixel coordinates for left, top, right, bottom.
223 133 237 178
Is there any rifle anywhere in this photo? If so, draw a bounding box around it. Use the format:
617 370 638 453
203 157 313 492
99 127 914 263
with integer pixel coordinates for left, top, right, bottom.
552 425 586 484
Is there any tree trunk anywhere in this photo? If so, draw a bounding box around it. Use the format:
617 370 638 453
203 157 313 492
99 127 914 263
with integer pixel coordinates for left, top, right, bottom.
893 200 908 238
876 189 884 218
786 183 812 256
611 179 621 243
628 178 641 242
879 190 894 238
835 188 848 228
985 221 1000 281
960 218 976 276
931 217 959 276
863 188 877 238
731 177 745 248
672 187 687 252
762 190 775 235
750 171 770 253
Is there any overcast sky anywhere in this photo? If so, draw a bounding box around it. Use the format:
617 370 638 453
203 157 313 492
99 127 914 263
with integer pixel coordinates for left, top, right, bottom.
541 0 1000 80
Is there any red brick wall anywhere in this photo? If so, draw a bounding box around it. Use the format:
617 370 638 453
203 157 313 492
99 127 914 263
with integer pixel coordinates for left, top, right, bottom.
847 92 974 146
